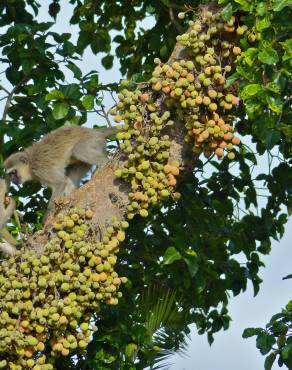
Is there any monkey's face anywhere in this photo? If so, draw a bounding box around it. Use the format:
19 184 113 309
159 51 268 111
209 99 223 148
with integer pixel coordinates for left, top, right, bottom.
6 167 22 185
4 153 33 186
6 163 34 185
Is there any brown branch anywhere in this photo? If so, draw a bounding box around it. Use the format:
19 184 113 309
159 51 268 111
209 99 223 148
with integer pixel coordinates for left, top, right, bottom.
169 7 183 33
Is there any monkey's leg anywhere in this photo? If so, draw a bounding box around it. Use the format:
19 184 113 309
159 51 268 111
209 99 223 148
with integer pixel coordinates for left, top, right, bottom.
46 173 74 210
72 142 108 168
66 163 92 189
43 176 70 221
43 175 72 221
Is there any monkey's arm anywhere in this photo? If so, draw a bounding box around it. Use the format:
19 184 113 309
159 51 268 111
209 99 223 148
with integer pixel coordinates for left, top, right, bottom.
0 179 18 255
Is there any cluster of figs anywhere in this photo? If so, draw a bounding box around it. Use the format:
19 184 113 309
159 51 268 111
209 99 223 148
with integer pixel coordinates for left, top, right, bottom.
112 9 249 219
0 208 127 369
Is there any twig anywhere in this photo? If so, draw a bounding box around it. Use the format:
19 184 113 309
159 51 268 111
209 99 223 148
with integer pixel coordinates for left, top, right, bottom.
0 77 28 146
2 85 18 123
0 84 10 95
100 104 120 147
169 8 183 34
100 104 113 128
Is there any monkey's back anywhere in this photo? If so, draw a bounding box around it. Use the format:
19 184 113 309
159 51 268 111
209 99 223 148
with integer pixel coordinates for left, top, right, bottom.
25 126 92 180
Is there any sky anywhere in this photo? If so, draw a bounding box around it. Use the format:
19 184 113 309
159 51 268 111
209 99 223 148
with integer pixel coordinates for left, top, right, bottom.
1 2 291 369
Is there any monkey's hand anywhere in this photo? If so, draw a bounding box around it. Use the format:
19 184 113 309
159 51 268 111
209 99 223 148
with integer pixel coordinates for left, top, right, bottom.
0 180 16 229
0 179 18 252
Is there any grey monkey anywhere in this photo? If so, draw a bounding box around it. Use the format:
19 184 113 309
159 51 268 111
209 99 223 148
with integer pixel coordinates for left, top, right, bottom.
4 125 119 216
0 179 17 255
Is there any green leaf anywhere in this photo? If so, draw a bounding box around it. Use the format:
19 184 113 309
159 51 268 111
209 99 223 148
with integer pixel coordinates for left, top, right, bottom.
256 332 275 355
266 95 282 114
241 84 262 100
242 328 259 338
61 84 80 100
58 41 75 57
264 130 281 149
91 30 111 53
256 2 267 16
273 0 292 11
234 0 250 11
264 352 276 370
159 45 168 58
184 256 198 277
256 16 271 31
280 39 292 61
101 55 114 69
45 89 65 101
242 47 258 66
163 247 182 265
82 95 94 110
266 82 281 94
281 345 291 360
226 72 240 87
125 343 138 358
66 62 82 79
22 59 34 75
49 1 60 20
77 30 91 52
52 102 69 120
258 47 279 65
222 3 234 20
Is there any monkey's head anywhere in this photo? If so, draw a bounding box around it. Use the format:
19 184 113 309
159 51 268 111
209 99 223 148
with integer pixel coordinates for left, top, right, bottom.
4 152 33 185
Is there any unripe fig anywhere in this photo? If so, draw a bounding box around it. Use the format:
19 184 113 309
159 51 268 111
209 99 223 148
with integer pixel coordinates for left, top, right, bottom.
227 152 235 160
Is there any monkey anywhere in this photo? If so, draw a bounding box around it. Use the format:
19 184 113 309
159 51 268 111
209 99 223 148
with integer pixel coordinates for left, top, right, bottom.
4 125 119 217
0 179 18 255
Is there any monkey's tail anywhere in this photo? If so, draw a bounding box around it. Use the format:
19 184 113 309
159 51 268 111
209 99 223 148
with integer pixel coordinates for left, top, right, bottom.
0 241 16 256
96 125 120 137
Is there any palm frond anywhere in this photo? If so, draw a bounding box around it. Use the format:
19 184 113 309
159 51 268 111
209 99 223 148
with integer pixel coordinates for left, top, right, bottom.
138 285 190 370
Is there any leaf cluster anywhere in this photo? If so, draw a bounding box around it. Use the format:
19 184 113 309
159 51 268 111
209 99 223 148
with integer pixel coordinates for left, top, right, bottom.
243 300 292 369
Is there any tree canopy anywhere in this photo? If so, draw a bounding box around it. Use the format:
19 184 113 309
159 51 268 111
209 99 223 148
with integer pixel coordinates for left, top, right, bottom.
0 0 291 369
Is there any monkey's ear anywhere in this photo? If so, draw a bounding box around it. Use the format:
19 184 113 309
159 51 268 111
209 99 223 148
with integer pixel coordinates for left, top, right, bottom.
19 154 28 164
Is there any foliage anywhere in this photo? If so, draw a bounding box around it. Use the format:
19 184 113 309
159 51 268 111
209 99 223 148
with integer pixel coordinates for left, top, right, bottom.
0 0 291 369
243 300 292 369
219 0 292 157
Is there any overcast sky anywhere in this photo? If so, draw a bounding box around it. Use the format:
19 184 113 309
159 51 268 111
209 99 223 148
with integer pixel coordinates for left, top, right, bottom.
1 2 291 369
